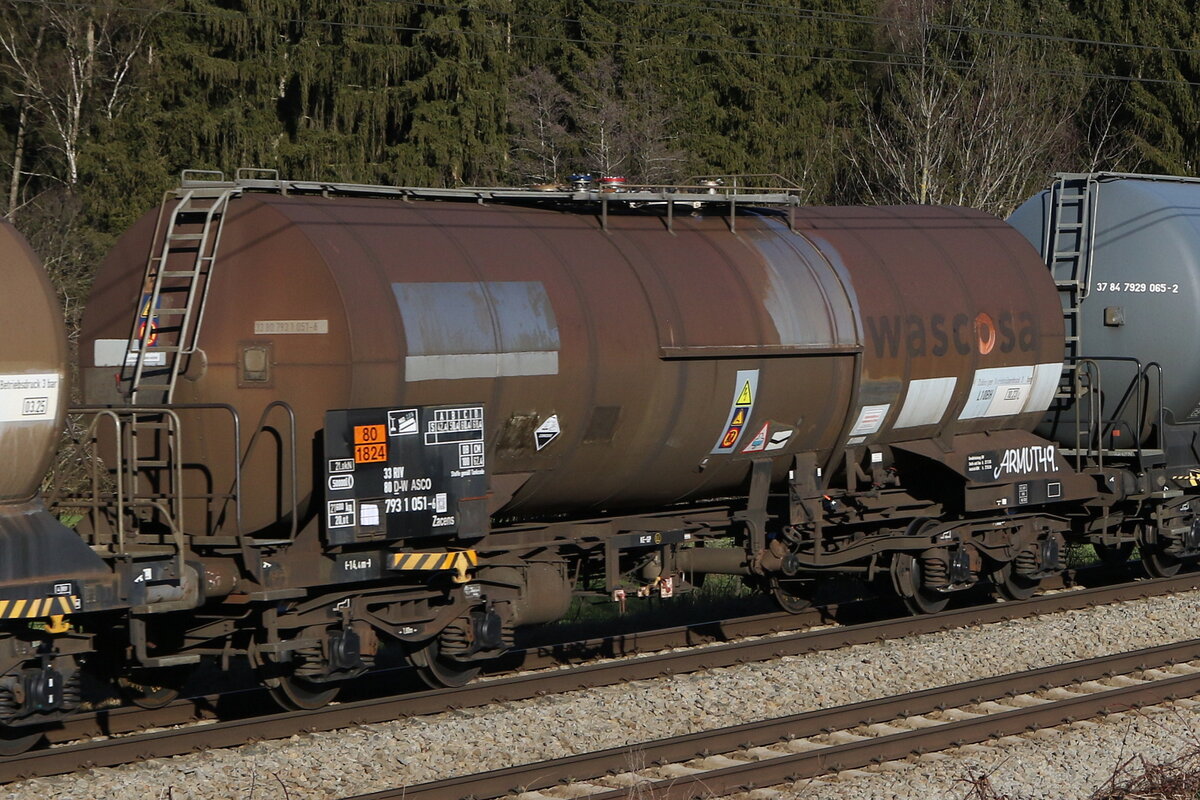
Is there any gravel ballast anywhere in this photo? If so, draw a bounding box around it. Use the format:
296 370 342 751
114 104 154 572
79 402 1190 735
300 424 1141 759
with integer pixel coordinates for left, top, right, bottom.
11 589 1200 799
767 700 1200 800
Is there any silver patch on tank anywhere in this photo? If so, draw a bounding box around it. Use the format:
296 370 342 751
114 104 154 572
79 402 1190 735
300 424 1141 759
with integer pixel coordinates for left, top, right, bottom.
894 377 957 429
405 352 558 381
392 281 560 381
750 220 859 349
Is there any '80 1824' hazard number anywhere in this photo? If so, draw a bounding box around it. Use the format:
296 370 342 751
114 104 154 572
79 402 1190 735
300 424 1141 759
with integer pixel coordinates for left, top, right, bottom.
353 424 387 463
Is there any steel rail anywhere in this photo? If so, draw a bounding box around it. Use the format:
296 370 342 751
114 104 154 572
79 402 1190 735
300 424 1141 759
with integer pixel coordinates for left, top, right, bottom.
4 570 1198 782
12 565 1129 749
33 604 813 748
349 638 1200 800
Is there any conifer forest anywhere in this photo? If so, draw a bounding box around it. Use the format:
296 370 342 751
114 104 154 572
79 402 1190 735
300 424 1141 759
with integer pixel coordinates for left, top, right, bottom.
0 0 1196 324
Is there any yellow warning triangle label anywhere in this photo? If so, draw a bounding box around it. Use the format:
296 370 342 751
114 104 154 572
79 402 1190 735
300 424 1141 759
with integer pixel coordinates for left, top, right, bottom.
731 408 746 426
736 381 753 406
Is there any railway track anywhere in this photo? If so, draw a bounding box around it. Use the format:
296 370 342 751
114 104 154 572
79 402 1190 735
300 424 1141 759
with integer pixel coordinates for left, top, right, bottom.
3 569 1198 783
352 637 1200 800
21 601 813 748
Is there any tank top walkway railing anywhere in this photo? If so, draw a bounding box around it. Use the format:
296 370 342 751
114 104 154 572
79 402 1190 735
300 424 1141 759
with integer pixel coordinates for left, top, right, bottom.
212 167 810 234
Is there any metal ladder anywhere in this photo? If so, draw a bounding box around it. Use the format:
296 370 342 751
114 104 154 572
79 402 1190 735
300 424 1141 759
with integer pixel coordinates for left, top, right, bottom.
115 172 240 541
1043 173 1099 400
123 174 240 405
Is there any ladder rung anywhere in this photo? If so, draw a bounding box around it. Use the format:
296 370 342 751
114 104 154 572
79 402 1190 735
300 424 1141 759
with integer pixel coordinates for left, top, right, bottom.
145 345 182 353
1053 250 1082 258
181 188 235 200
134 460 170 468
161 270 199 277
169 233 206 241
145 307 187 315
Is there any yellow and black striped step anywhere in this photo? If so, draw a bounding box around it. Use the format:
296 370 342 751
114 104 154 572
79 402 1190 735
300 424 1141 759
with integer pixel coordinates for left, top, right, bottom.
388 550 477 578
0 595 76 620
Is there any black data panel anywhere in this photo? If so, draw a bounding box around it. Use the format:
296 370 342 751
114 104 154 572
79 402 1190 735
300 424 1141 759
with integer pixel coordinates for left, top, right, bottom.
323 404 488 545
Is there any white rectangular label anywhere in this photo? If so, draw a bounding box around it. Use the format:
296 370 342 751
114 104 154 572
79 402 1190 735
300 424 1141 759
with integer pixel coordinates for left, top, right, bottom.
327 499 356 528
848 404 890 437
959 366 1035 419
0 372 61 422
359 503 380 526
894 377 957 429
1028 362 1064 415
254 319 329 335
94 339 166 367
328 474 354 491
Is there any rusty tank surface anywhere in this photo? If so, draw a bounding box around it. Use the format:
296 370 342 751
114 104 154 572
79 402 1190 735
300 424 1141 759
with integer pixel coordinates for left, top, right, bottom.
80 184 1063 537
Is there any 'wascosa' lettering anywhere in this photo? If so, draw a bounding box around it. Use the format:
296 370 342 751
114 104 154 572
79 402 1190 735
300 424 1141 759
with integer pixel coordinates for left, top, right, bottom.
866 312 1037 359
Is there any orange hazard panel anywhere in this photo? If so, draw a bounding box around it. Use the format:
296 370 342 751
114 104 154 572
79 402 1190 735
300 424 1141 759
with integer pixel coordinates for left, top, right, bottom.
354 424 385 444
354 425 387 463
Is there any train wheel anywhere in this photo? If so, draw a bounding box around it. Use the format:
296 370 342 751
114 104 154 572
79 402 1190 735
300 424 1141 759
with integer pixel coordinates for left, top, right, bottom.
990 562 1041 602
1094 541 1135 566
0 725 45 756
1141 548 1182 578
268 674 340 711
1136 524 1182 578
409 639 480 689
768 576 813 614
890 553 949 615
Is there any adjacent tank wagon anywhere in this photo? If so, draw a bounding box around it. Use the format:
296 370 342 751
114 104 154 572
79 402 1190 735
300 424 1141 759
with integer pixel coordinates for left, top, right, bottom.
1008 172 1200 573
1010 174 1200 428
0 221 121 749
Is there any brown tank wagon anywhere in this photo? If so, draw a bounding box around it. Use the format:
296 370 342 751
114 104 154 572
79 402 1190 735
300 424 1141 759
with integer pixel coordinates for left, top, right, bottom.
82 189 1065 527
35 168 1170 717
